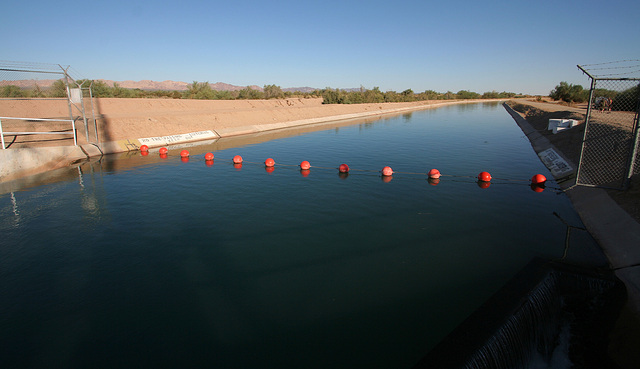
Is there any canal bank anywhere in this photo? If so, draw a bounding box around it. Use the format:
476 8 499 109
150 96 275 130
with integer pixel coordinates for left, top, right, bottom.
505 100 640 368
0 99 497 183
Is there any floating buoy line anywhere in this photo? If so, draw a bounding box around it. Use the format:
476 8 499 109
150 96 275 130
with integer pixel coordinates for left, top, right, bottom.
145 147 558 192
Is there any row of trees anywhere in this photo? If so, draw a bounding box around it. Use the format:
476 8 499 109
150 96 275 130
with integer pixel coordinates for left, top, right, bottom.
0 80 300 100
549 81 639 111
1 79 522 103
319 87 519 104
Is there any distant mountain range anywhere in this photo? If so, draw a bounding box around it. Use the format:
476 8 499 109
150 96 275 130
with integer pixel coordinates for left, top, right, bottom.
4 79 318 93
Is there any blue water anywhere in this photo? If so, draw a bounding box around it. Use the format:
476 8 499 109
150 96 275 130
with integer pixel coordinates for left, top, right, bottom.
0 103 601 368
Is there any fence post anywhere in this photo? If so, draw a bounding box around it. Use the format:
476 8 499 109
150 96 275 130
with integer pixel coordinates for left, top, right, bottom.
0 118 5 150
624 86 640 189
574 73 596 187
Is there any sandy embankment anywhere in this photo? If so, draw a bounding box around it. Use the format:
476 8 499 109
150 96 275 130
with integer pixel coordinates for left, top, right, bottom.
0 97 493 181
0 97 477 145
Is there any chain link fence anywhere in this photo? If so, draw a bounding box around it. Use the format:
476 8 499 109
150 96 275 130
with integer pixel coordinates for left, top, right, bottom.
0 61 97 148
575 63 640 189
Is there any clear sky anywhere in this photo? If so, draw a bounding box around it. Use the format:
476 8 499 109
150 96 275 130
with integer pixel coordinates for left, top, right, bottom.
2 0 639 95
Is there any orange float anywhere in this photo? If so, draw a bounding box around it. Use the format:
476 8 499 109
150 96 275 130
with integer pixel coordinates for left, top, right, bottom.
204 152 214 161
531 174 547 185
428 169 441 179
339 164 349 173
159 147 168 155
139 144 149 152
233 155 243 164
381 166 393 176
477 171 492 182
300 161 311 170
265 158 275 167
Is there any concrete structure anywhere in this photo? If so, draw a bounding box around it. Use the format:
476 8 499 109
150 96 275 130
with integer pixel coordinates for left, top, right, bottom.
504 102 640 315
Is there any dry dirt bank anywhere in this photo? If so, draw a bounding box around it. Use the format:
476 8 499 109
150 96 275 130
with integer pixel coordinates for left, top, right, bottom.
0 97 479 147
0 97 496 182
507 100 640 223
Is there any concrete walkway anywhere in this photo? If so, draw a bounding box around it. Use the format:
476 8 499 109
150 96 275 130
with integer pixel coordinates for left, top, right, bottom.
504 102 640 314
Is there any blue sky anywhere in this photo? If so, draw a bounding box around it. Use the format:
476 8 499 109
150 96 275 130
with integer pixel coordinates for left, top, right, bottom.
2 0 639 95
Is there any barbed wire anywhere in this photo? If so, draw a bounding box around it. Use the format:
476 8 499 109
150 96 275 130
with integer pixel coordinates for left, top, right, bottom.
580 59 640 67
578 60 640 78
0 60 71 73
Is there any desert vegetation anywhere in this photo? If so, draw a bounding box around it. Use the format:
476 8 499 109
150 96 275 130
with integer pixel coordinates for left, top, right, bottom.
549 81 639 111
0 79 524 104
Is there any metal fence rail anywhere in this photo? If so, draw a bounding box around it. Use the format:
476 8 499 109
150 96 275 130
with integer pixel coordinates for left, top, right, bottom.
575 63 640 189
0 61 95 147
0 116 77 149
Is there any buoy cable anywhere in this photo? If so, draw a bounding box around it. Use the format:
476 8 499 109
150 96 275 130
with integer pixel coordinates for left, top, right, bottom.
160 154 556 189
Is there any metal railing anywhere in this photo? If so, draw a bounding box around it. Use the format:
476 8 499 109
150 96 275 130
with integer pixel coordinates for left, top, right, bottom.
0 61 94 147
0 116 77 149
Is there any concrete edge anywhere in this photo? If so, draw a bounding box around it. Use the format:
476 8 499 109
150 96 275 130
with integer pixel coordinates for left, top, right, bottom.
0 146 89 182
504 102 640 314
0 99 503 183
502 102 576 184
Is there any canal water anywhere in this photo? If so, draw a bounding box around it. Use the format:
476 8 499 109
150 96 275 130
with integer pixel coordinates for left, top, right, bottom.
0 102 602 368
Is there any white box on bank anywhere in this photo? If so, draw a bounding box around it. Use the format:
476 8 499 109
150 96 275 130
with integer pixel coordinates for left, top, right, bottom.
548 119 578 134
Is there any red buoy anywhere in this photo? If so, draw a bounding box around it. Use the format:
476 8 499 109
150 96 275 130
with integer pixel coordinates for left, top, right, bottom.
180 150 190 157
139 144 149 152
300 161 311 170
381 166 393 176
478 171 492 182
428 169 441 179
159 147 168 155
265 158 275 167
339 163 349 173
205 152 214 161
233 155 243 164
531 174 547 185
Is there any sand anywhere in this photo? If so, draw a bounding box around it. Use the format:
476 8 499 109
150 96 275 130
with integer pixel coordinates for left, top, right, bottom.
0 97 473 147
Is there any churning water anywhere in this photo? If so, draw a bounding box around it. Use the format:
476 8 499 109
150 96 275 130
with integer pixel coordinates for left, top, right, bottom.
0 103 606 368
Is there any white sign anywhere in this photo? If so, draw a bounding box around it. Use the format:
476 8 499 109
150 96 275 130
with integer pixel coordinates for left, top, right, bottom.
538 148 573 177
69 88 83 104
138 130 219 146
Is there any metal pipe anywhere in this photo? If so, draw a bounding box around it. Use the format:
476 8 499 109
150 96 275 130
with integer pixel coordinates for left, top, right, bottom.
574 75 597 186
0 118 5 150
624 82 640 189
0 117 77 147
89 81 98 142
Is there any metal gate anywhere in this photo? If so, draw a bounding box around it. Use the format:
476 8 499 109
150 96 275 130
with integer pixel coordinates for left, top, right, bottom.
0 61 97 148
575 62 640 189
